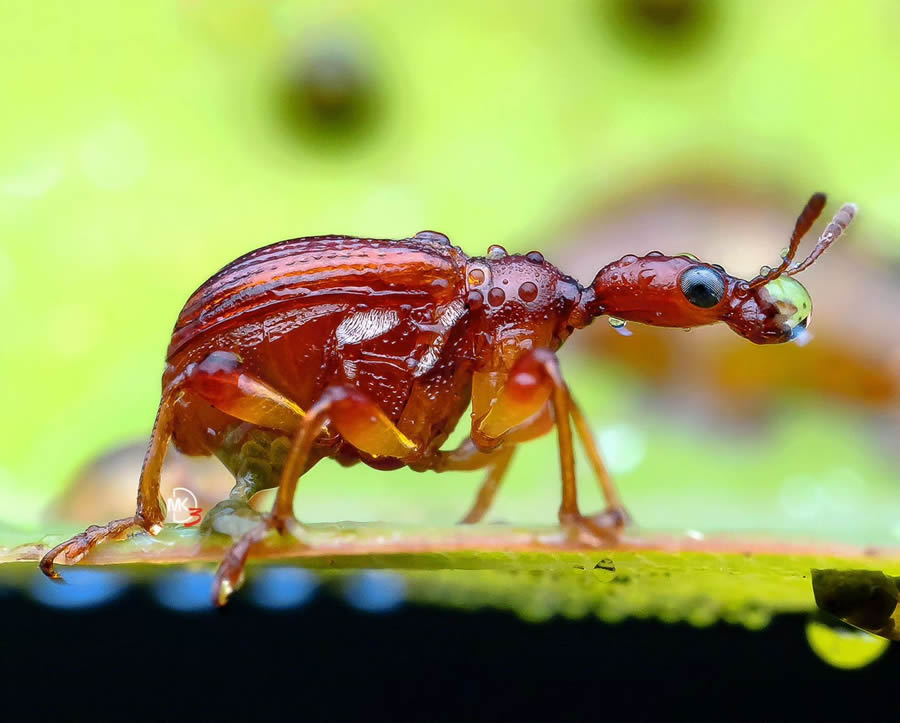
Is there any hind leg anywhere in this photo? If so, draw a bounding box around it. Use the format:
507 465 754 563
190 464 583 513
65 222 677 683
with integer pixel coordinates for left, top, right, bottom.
429 405 554 524
456 445 516 524
40 389 175 578
213 384 420 606
40 350 308 577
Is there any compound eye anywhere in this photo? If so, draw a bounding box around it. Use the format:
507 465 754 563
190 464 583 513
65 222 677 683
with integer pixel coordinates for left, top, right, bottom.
679 266 725 308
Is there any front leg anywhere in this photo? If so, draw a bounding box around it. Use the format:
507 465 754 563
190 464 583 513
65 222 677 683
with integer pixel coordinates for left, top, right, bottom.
471 348 629 542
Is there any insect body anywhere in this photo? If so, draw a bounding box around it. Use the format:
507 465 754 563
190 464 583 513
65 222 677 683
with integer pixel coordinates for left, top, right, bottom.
40 194 856 605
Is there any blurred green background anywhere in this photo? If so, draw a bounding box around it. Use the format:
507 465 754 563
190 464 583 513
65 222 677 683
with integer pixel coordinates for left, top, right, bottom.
1 1 899 541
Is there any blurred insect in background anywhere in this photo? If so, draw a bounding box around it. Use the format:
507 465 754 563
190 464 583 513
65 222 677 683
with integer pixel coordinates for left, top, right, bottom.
554 183 897 442
40 193 855 605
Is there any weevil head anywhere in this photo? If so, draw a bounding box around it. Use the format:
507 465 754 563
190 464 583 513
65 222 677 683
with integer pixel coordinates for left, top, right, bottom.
579 252 812 345
575 194 854 345
581 253 740 330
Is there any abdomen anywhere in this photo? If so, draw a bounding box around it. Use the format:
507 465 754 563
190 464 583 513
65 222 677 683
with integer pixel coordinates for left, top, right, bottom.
163 234 474 462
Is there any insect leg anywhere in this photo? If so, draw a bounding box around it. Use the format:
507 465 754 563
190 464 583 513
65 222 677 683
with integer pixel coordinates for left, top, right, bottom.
426 403 555 523
213 384 419 606
39 350 313 579
39 389 177 579
569 401 631 528
270 385 417 519
473 348 623 544
458 445 515 524
418 438 516 523
177 350 306 434
170 351 317 537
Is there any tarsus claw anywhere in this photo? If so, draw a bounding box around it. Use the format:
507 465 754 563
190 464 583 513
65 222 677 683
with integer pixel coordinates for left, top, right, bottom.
37 516 149 581
211 513 304 606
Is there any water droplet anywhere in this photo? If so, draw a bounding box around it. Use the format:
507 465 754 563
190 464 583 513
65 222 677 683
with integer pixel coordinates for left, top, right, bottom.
466 289 484 310
607 317 632 336
467 268 485 287
487 287 506 307
806 618 890 669
415 230 450 245
487 244 507 259
517 281 539 302
576 557 616 582
677 252 698 260
759 265 772 276
525 251 544 264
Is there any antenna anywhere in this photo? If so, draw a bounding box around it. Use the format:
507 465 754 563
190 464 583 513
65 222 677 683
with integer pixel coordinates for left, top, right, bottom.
748 193 856 288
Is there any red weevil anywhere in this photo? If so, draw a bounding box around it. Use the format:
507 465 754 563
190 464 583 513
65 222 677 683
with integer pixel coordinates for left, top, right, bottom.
41 193 856 605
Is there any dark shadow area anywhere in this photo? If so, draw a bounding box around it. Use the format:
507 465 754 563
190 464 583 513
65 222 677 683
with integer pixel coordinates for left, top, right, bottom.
4 577 897 719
